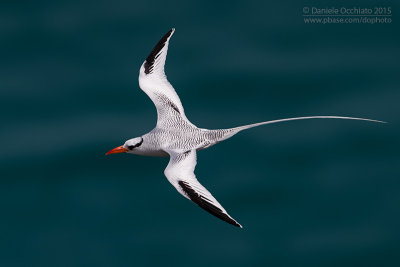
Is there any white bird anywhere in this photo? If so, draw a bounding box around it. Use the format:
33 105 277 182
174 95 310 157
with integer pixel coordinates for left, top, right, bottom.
106 28 384 228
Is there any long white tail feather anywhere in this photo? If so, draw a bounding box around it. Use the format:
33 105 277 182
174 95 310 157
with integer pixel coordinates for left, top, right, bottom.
217 116 386 143
234 116 385 131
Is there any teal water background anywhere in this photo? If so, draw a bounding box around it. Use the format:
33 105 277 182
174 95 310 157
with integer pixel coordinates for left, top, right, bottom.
1 1 399 266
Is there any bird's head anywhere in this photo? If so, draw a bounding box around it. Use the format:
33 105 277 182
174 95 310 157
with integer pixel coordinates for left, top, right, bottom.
106 137 144 155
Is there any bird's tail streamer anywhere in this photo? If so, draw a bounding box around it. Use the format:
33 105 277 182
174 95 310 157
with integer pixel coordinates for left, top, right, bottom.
216 116 385 143
233 116 385 131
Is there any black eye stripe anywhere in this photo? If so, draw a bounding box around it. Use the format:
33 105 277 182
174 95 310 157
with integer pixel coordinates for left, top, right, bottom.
127 137 144 150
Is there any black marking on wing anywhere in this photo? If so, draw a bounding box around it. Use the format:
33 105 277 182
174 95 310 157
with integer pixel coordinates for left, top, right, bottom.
144 29 174 74
155 93 181 114
166 99 180 113
178 181 241 228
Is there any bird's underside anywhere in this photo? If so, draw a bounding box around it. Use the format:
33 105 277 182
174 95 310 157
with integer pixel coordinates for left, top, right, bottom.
106 28 385 228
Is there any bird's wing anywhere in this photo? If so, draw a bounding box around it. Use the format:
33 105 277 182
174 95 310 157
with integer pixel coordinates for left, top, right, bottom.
164 149 242 228
138 28 192 127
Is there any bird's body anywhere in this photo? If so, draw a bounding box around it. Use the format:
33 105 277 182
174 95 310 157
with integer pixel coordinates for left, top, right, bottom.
106 29 384 228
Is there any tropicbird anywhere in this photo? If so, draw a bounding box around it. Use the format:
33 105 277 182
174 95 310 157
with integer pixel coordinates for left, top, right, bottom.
106 28 384 228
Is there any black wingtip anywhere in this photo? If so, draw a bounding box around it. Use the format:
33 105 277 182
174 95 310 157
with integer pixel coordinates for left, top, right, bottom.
178 180 243 228
232 221 243 228
143 29 175 74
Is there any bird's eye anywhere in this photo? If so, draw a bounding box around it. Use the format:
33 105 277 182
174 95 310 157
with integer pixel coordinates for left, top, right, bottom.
127 137 144 150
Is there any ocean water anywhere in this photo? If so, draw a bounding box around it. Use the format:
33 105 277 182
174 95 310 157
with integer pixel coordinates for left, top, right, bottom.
1 0 399 266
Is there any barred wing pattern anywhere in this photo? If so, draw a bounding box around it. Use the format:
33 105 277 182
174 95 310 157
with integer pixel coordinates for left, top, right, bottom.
138 28 193 127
